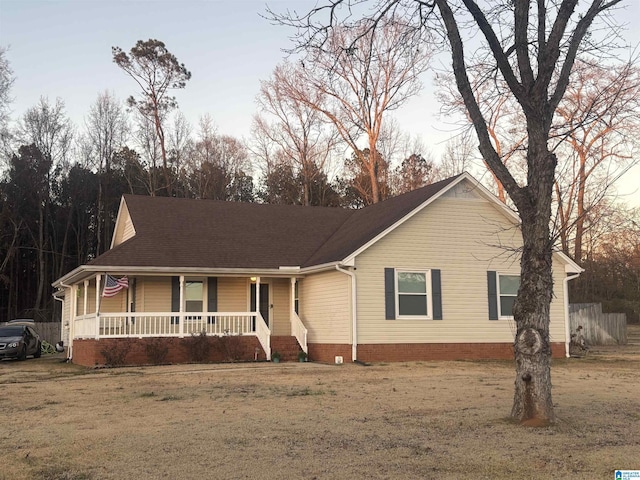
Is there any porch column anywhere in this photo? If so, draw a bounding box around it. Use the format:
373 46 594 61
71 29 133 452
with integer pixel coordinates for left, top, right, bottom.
95 274 101 314
255 276 261 319
290 277 296 324
83 280 88 316
179 276 185 337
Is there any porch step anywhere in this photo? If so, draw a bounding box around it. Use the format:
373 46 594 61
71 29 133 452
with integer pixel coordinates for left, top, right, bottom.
270 336 303 362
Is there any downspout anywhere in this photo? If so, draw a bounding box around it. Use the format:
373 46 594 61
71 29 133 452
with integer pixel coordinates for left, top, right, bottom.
336 265 357 362
563 273 582 358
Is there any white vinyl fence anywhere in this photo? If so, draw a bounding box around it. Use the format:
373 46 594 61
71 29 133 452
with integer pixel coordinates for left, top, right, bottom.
569 303 627 345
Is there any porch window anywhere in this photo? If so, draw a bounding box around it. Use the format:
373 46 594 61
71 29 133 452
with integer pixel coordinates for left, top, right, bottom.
498 274 520 318
294 281 299 314
185 281 203 313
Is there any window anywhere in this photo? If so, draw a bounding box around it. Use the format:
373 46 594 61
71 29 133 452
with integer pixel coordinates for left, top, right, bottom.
185 280 203 313
396 270 430 318
498 274 520 318
294 281 299 315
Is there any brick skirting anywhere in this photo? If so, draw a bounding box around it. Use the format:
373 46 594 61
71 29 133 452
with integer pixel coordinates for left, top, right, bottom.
356 342 566 362
71 336 265 367
72 338 566 366
308 343 353 363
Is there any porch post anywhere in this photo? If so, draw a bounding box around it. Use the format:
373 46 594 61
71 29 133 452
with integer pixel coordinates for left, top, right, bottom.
95 274 101 314
290 277 296 330
83 280 88 316
255 276 261 319
179 275 185 337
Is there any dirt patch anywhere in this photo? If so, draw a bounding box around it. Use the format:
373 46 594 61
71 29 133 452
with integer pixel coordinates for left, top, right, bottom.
0 347 638 480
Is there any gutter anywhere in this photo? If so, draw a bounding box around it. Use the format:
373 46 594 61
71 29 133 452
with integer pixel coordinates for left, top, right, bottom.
336 265 357 362
563 273 582 358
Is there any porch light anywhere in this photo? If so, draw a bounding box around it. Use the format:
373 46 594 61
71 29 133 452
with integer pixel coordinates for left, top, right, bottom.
250 276 257 282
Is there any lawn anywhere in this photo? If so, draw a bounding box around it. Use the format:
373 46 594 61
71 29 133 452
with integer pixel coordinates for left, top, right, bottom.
0 342 638 480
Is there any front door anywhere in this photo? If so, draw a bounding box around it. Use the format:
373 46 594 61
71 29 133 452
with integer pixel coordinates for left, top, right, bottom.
250 283 270 327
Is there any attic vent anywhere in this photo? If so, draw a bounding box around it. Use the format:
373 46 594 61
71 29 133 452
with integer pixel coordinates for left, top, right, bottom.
122 218 135 242
442 182 480 199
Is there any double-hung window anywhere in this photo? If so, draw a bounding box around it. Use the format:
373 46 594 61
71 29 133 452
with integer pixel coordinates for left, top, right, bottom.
396 270 431 318
498 274 520 318
185 280 204 320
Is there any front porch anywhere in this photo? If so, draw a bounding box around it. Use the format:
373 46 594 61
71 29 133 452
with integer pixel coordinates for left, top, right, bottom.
64 274 308 366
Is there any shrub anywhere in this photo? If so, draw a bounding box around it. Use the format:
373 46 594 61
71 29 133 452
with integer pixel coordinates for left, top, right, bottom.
181 331 211 362
212 334 244 362
144 338 169 364
100 341 131 367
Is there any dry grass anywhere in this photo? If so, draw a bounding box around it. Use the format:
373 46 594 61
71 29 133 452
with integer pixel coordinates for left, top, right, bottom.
1 338 639 480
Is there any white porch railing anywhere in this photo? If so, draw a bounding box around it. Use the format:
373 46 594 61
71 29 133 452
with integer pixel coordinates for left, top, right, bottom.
291 312 308 354
72 312 271 358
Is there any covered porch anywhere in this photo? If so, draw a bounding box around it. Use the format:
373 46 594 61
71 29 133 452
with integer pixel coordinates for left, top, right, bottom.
62 272 308 365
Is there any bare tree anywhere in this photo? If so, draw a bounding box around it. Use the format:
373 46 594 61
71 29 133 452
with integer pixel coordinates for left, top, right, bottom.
272 0 625 425
112 39 191 196
0 46 14 156
18 97 73 167
81 91 128 253
273 18 432 204
253 62 339 206
552 58 640 261
435 132 478 180
185 116 253 201
436 64 529 202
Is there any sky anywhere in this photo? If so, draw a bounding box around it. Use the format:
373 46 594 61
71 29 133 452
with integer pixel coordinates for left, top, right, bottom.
0 0 638 205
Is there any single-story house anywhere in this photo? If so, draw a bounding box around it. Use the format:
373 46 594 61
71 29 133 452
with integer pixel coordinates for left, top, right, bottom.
53 172 582 366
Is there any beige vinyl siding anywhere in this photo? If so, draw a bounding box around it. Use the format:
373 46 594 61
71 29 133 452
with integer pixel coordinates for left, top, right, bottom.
549 258 568 344
62 290 71 345
218 277 247 311
112 203 135 247
140 277 171 312
355 186 567 344
299 270 351 344
99 291 127 312
271 278 291 336
86 284 96 313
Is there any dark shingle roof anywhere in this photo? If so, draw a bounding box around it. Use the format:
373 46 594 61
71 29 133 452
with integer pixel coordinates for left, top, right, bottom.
89 175 461 270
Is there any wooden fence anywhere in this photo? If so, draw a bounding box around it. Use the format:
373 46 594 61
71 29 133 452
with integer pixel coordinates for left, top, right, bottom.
569 303 627 345
34 322 62 345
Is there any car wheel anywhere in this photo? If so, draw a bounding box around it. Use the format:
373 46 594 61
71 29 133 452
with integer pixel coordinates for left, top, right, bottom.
34 342 42 358
18 345 27 361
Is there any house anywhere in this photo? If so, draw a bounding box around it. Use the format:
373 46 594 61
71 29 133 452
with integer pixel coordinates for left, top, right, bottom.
52 173 583 366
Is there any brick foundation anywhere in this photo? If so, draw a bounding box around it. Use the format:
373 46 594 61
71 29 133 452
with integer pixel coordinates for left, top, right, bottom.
355 342 566 362
308 343 352 363
71 336 266 367
72 338 566 366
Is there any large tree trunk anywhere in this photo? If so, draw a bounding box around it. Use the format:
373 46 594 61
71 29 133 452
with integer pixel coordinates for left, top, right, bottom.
510 139 557 425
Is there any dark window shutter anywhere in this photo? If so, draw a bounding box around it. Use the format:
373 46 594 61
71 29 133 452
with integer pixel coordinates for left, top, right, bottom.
207 277 217 324
384 268 395 320
431 269 442 320
487 271 498 320
171 276 180 324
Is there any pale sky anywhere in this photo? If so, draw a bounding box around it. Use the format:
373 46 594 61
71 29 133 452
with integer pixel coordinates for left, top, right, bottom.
0 0 638 205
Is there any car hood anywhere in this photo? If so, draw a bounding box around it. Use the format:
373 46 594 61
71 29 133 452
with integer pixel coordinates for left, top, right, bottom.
0 336 22 343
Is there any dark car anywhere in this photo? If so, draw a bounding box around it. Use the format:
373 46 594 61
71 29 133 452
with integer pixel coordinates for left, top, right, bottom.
0 322 41 360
